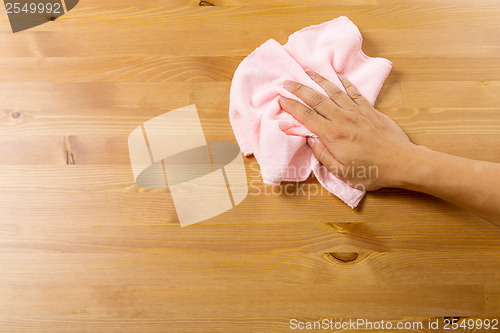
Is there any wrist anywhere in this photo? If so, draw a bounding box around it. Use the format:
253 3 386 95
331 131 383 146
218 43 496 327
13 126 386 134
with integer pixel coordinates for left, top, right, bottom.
395 144 435 191
379 143 430 189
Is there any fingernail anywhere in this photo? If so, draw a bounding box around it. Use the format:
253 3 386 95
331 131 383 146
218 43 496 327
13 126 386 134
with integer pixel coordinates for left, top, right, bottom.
305 70 316 79
307 137 315 147
337 73 344 81
283 80 293 89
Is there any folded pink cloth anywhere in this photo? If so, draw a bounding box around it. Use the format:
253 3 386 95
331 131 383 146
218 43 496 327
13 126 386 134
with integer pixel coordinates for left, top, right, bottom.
229 16 392 208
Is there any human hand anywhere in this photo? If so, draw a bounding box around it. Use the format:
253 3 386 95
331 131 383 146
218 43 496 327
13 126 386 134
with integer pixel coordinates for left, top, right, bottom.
278 71 414 191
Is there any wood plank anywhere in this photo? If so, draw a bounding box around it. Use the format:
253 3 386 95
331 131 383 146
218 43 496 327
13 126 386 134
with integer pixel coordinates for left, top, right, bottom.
0 57 241 83
391 59 500 81
402 81 500 108
0 283 486 319
0 82 190 110
1 58 499 83
0 252 498 285
486 284 500 315
1 190 499 251
0 27 498 58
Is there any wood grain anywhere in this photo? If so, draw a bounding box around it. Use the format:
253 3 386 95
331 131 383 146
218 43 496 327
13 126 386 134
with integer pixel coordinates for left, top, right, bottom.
0 0 499 332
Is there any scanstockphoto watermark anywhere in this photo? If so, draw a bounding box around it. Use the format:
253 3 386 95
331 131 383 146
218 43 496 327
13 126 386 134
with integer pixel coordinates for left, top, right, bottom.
290 318 423 331
248 161 379 199
290 317 499 331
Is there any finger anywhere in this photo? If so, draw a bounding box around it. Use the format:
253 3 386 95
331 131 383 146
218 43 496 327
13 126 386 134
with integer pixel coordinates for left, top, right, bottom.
283 80 341 120
278 96 329 135
307 137 346 179
337 74 371 107
305 70 355 111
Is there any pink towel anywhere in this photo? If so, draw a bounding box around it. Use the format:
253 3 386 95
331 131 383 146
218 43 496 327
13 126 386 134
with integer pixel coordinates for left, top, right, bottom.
229 16 392 208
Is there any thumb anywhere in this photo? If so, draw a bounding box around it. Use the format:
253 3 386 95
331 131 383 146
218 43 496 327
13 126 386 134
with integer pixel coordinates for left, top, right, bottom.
308 137 345 179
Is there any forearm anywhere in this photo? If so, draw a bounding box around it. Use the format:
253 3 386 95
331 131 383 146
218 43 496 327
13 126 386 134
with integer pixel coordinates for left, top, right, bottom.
397 145 500 225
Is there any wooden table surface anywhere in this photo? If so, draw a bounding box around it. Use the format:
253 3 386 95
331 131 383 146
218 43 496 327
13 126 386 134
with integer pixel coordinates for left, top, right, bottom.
1 0 499 331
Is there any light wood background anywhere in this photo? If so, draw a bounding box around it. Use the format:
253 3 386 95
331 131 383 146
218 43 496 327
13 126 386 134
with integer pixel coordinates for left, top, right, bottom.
1 0 499 332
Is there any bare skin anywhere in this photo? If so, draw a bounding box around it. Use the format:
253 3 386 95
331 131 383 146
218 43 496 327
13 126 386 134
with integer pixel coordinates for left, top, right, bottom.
278 70 500 226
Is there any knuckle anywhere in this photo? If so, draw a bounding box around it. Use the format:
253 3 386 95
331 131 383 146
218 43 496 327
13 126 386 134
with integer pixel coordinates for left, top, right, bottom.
325 126 346 140
351 93 364 101
316 146 324 159
294 83 305 94
308 93 327 108
315 76 326 84
331 88 345 98
302 108 317 123
316 145 328 161
347 87 364 100
344 81 354 90
344 113 360 124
